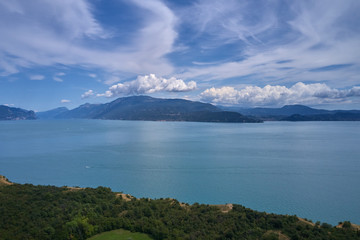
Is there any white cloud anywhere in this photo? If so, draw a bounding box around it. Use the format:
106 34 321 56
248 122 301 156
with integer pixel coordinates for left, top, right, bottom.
184 0 277 45
98 74 196 97
104 76 121 85
53 72 65 82
3 103 15 107
177 0 360 88
88 73 97 78
0 0 176 76
61 99 71 103
81 89 95 99
201 82 360 106
53 77 63 82
29 75 45 80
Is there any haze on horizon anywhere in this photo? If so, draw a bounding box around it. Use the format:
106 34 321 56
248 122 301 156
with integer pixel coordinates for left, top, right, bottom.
0 0 359 111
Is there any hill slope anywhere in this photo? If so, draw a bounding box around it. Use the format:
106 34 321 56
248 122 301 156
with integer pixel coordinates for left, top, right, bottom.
54 96 261 123
0 105 36 120
36 107 69 119
222 105 360 121
222 105 329 117
1 178 359 240
282 112 360 121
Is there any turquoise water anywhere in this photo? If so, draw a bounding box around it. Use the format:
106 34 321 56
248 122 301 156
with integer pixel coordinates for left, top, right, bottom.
1 120 359 225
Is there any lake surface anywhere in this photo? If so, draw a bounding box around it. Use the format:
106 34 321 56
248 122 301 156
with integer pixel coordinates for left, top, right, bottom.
1 120 359 225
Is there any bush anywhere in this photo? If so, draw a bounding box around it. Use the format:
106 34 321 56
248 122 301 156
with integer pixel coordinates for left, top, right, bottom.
343 221 351 229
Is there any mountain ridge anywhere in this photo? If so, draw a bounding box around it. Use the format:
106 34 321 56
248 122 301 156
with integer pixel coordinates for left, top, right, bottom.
36 97 360 122
0 105 36 120
220 104 360 121
46 96 261 123
36 107 69 119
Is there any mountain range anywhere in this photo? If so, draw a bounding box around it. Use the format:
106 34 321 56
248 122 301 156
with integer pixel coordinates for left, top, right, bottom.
2 96 360 121
37 96 261 123
221 105 360 121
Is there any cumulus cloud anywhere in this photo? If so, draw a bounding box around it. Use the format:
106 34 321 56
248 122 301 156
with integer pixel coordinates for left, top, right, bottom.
81 90 95 99
98 74 196 97
61 99 71 103
30 75 45 80
201 82 360 106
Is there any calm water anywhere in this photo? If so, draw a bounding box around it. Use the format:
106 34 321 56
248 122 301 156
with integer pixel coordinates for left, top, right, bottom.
1 120 359 225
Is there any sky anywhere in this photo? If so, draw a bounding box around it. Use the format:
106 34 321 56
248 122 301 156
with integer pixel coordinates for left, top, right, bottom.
0 0 359 111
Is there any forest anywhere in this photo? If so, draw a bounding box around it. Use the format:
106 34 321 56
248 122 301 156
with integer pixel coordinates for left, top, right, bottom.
0 177 359 240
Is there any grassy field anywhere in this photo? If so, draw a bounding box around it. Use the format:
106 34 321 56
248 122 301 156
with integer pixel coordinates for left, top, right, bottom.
87 229 153 240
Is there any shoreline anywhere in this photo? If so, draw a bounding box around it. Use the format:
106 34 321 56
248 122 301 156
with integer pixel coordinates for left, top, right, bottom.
2 175 360 240
1 175 359 228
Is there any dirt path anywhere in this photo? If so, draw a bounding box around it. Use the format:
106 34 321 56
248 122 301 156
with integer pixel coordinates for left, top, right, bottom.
0 175 13 186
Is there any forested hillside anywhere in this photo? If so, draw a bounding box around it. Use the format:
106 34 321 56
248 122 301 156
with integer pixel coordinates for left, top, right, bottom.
0 179 359 240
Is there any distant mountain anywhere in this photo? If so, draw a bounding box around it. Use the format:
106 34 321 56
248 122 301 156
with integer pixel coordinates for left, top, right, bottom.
282 112 360 121
36 107 69 119
53 96 261 123
0 105 36 120
222 105 329 117
220 104 360 121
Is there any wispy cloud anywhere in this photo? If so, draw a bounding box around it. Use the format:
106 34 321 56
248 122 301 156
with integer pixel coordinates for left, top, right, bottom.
104 76 121 85
0 0 177 76
29 75 45 80
177 0 360 88
53 77 63 82
201 82 360 106
98 74 196 97
1 0 359 109
182 0 277 46
61 99 71 103
52 72 65 82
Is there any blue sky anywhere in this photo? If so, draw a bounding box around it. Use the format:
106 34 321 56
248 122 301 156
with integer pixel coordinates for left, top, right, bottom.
0 0 359 111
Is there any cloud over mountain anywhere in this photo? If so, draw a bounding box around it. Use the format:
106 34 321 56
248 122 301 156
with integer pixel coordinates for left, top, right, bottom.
201 82 360 106
81 90 94 99
1 0 359 110
98 74 196 97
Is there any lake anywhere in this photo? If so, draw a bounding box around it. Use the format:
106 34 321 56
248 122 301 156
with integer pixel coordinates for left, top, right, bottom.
0 120 359 225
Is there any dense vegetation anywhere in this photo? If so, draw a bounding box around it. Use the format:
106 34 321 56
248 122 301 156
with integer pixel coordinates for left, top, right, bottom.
0 180 359 240
88 229 152 240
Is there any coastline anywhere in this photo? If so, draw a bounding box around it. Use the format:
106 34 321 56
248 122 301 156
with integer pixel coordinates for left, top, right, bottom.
1 175 359 228
1 176 360 240
0 175 13 186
